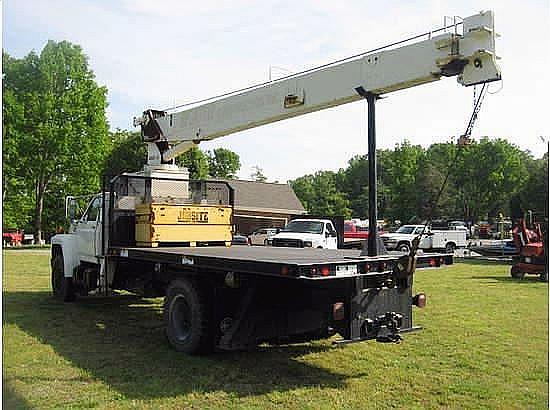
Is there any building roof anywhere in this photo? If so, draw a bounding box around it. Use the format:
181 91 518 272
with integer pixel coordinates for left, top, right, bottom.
224 179 306 215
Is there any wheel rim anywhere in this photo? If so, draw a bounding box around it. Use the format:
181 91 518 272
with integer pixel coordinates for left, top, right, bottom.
170 294 192 343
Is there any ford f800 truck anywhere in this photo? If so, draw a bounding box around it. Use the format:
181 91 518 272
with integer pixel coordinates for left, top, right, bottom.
50 11 500 354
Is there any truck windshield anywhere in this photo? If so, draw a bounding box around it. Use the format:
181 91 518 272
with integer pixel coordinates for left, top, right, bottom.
282 221 324 234
396 226 416 234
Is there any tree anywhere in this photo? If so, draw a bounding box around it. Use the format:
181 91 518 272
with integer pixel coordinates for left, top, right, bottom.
207 148 240 178
339 154 370 218
454 138 528 221
291 171 352 218
3 42 110 241
2 59 33 230
250 166 267 182
414 142 459 220
104 130 146 176
384 141 425 221
176 146 210 179
516 152 548 218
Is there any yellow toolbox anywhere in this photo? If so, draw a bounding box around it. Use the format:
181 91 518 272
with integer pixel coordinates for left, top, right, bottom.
135 203 233 247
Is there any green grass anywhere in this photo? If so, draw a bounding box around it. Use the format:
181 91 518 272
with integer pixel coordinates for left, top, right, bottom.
3 251 548 409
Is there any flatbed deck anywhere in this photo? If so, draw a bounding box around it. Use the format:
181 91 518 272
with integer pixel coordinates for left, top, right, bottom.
112 245 451 279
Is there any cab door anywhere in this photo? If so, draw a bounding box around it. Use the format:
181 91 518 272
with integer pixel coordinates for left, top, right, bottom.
75 195 102 262
325 222 338 249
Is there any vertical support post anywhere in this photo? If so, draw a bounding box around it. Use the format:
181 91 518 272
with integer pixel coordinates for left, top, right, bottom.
356 87 380 257
366 92 378 256
355 87 379 256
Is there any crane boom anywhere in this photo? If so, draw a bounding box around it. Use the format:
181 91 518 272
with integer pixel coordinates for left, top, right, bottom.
136 10 500 164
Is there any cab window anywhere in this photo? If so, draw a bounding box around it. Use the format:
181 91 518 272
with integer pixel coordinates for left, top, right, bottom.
83 197 101 222
326 223 337 235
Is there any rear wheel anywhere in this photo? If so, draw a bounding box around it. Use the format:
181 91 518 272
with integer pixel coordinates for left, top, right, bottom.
164 278 215 354
510 266 525 279
51 249 76 302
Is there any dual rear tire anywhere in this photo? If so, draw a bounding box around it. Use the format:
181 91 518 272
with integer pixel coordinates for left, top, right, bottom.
164 278 215 354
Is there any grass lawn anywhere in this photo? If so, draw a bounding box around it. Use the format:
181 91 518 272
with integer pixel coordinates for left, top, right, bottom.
2 250 548 409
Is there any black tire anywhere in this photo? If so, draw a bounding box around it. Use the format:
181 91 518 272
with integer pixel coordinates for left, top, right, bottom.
51 249 76 302
164 278 215 354
510 266 525 279
445 242 456 254
398 242 411 254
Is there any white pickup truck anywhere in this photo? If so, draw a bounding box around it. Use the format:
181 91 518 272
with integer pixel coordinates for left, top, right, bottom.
381 224 467 254
270 219 339 249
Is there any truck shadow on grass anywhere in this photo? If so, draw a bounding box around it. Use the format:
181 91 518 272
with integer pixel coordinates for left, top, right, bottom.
3 291 356 400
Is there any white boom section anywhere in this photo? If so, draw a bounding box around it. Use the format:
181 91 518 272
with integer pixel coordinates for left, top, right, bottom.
136 11 500 164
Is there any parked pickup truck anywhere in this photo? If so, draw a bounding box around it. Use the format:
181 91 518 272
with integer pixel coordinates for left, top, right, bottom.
381 225 467 254
270 219 338 249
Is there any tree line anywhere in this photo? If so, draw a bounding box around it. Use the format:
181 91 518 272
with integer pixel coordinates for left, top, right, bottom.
290 139 548 224
3 42 243 241
3 41 548 241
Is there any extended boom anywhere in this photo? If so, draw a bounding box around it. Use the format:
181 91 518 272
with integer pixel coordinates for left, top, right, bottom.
135 11 500 165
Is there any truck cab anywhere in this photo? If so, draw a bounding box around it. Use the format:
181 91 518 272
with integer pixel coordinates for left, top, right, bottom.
381 224 466 254
270 219 338 249
50 193 105 301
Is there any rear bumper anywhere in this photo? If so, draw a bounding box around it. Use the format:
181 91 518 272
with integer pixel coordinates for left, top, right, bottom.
329 275 419 344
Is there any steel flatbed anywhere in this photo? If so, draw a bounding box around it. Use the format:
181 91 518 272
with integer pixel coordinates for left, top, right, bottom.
111 245 452 279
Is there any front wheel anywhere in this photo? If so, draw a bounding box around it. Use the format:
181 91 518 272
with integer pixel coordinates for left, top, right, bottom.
398 243 411 254
164 278 215 354
445 242 456 254
51 250 75 302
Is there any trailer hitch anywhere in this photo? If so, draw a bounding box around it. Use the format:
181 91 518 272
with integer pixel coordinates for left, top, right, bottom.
364 312 403 343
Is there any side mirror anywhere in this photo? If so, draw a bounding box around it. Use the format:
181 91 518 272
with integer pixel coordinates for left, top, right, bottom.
331 232 338 238
65 196 78 222
325 232 330 238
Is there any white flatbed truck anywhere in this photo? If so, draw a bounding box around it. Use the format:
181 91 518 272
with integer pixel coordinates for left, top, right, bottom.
51 11 500 354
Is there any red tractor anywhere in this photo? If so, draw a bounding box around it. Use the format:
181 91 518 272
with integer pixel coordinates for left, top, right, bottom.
510 217 548 281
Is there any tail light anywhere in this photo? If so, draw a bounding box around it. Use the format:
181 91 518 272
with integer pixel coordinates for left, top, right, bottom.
320 265 330 276
413 293 427 308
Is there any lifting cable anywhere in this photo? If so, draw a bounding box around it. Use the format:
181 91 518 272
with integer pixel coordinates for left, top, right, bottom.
407 82 489 258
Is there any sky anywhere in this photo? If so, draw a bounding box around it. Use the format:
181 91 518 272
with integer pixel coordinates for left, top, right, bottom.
3 0 549 182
